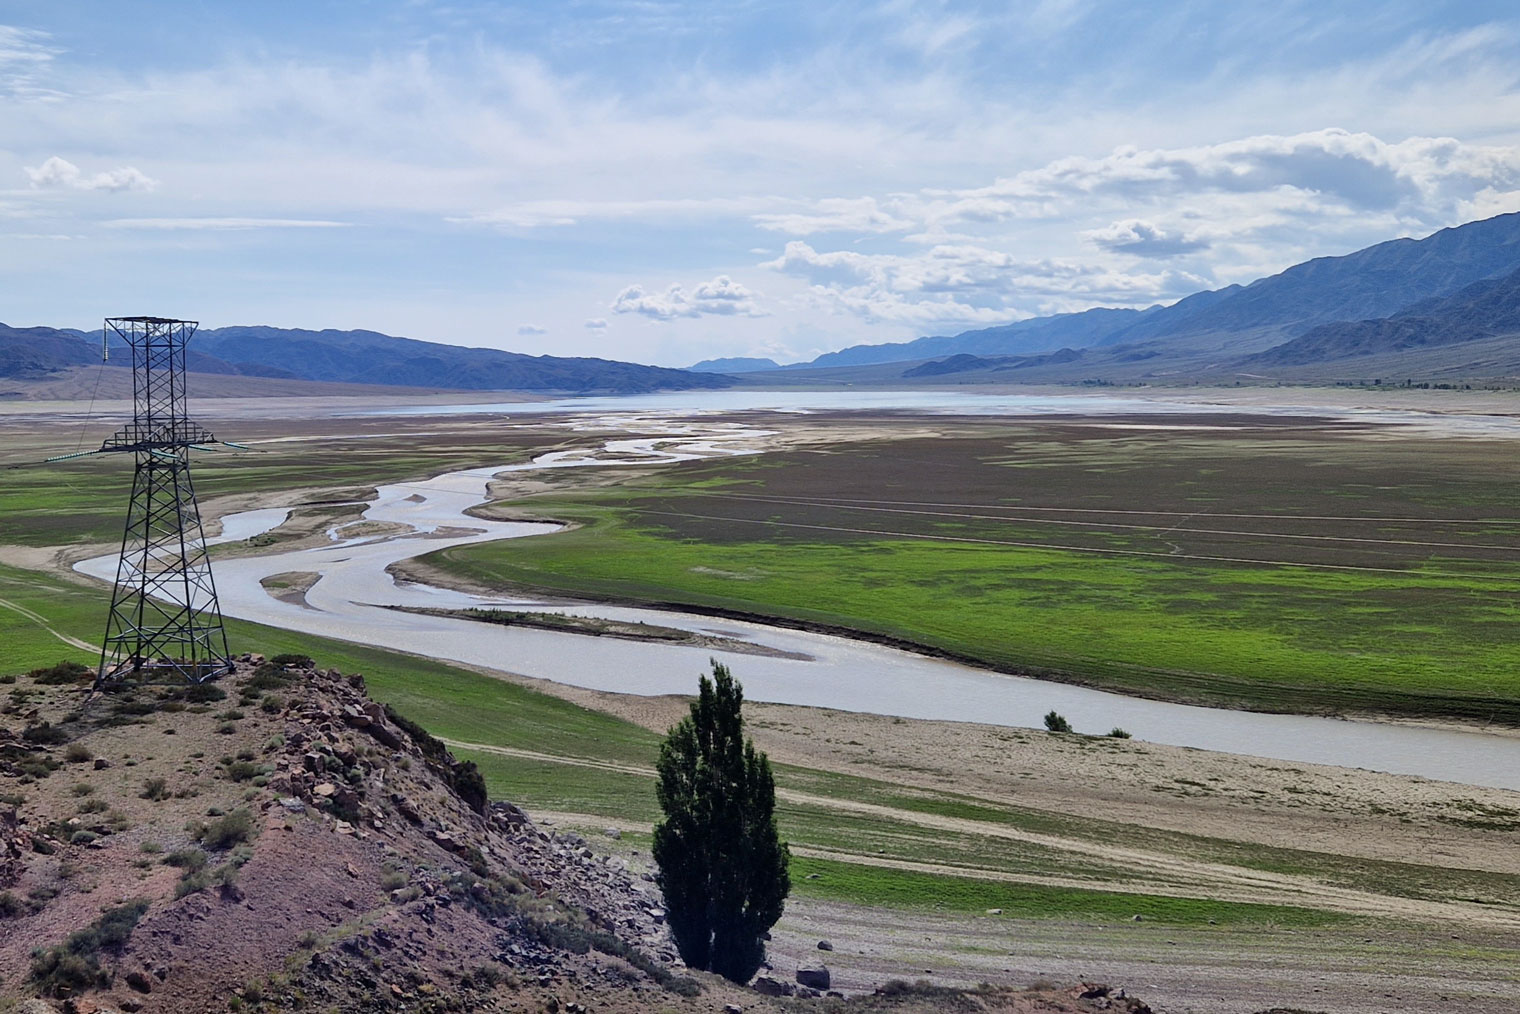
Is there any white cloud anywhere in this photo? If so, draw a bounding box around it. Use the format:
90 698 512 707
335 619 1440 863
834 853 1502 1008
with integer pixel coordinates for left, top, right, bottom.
1087 219 1210 257
516 323 548 335
0 25 60 98
612 275 767 320
25 156 156 192
583 318 608 330
456 196 775 229
753 197 915 236
103 217 348 230
764 240 1206 325
4 9 1520 362
749 128 1520 328
943 129 1520 224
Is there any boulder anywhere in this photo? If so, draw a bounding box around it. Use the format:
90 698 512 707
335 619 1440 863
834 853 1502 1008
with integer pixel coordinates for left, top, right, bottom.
817 939 834 951
796 966 831 990
752 976 793 997
367 720 404 754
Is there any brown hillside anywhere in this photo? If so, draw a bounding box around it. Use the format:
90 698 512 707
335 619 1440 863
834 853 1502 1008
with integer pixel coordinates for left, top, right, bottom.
0 657 1144 1014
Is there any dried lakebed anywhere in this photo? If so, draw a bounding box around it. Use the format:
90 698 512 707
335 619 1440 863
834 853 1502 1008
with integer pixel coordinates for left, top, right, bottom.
76 413 1520 790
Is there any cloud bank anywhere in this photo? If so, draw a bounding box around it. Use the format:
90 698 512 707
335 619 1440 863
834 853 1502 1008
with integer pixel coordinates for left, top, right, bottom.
756 129 1520 327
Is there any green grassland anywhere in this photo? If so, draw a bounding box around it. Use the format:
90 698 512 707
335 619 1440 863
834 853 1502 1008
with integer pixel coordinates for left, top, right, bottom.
785 856 1343 927
6 559 1487 932
423 418 1520 721
0 420 569 547
8 410 1520 945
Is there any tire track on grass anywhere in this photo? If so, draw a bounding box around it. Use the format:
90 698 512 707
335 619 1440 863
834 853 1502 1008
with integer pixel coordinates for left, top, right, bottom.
635 508 1520 580
441 738 1520 927
0 595 97 653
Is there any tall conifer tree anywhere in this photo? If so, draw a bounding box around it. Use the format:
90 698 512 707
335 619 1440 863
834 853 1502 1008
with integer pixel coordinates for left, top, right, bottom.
653 661 790 983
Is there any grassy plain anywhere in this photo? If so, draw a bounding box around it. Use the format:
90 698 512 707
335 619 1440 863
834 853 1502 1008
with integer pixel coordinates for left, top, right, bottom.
8 399 1520 1007
427 413 1520 721
1 559 1383 932
0 412 571 547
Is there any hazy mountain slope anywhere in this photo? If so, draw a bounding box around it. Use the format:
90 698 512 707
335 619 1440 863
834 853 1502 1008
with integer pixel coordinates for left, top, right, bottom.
1089 285 1243 346
797 212 1520 377
2 324 733 393
1249 264 1520 366
0 323 100 379
197 326 731 392
685 356 781 373
805 306 1152 369
900 348 1086 378
1105 211 1520 348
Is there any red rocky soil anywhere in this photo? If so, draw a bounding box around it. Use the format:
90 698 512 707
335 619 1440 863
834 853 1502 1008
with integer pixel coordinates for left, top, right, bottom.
0 656 1165 1014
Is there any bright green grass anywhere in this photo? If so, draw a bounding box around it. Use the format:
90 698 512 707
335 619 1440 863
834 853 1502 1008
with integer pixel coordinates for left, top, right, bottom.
222 622 662 769
430 508 1520 720
789 855 1347 927
0 439 550 547
458 749 662 823
0 563 102 673
0 562 1463 925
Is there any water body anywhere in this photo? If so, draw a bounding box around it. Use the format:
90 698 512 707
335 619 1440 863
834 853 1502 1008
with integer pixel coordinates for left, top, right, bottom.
76 404 1520 790
363 388 1520 438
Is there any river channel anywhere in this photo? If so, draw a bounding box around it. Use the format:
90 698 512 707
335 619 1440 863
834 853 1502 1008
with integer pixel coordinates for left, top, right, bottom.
76 398 1520 791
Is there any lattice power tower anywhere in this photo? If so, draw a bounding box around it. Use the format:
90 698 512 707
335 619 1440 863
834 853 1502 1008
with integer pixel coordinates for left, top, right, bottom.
92 317 232 687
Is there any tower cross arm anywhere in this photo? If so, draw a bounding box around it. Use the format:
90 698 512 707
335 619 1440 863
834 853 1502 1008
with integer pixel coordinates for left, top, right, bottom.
100 420 219 452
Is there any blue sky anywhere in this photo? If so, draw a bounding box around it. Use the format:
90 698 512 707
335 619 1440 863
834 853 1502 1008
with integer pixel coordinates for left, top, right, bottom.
3 1 1520 366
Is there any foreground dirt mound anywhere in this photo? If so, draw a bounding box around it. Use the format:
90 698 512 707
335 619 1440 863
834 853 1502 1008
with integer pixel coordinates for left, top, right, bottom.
0 656 1154 1014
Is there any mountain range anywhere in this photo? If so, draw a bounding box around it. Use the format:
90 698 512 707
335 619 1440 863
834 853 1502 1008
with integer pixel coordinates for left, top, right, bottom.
769 210 1520 384
685 356 782 373
9 211 1520 393
0 323 732 394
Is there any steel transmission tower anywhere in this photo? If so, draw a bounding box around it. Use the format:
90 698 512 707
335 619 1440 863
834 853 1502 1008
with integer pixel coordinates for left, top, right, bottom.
94 317 232 686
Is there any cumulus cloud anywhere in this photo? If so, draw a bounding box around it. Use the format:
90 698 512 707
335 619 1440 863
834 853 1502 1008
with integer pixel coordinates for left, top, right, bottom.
612 275 767 320
583 318 608 330
1087 219 1210 257
760 130 1520 247
517 323 548 335
749 128 1520 328
26 156 156 192
764 240 1205 326
942 129 1520 224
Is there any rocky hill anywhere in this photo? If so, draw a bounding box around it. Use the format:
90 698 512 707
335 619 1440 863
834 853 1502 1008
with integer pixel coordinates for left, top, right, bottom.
0 656 1152 1014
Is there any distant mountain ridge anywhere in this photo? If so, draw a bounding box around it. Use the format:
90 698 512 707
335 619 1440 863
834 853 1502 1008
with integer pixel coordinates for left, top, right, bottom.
1103 211 1520 349
797 211 1520 372
806 306 1154 369
0 323 733 394
684 356 782 373
1248 264 1520 367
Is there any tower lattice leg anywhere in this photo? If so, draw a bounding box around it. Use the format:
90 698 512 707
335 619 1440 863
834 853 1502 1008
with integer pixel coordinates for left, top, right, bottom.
98 452 231 686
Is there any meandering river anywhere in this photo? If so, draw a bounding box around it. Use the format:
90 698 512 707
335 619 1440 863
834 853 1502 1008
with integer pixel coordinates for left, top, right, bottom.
76 398 1520 790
